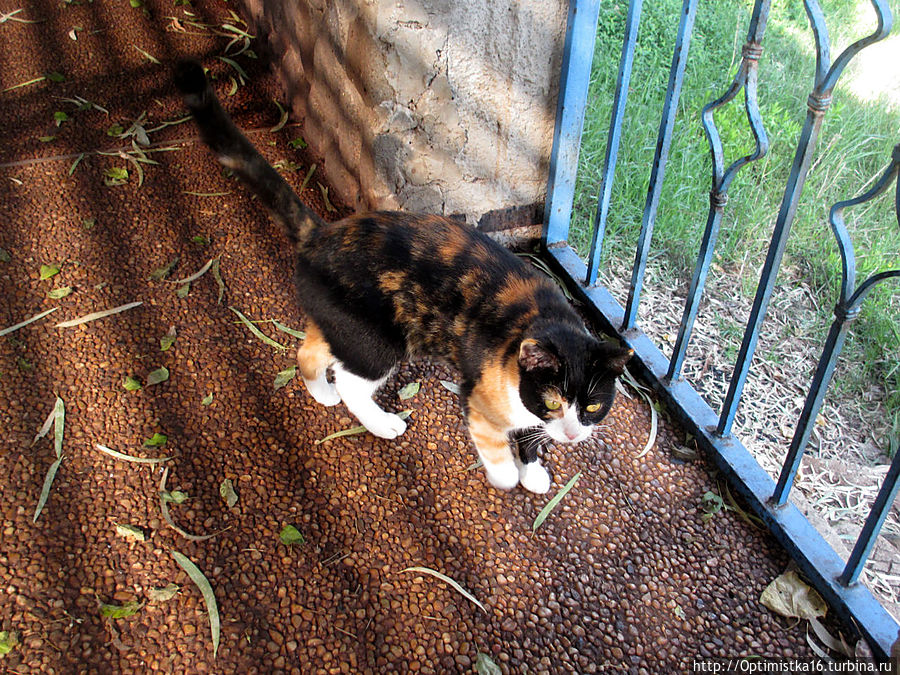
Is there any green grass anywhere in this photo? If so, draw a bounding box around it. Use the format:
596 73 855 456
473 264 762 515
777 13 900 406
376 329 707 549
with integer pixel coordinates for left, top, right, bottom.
572 0 900 423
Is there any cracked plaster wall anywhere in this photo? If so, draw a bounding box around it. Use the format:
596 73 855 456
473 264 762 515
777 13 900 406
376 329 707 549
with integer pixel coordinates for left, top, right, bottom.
239 0 567 223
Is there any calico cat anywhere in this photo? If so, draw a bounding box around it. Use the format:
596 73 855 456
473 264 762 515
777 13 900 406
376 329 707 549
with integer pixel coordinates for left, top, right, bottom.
174 60 631 494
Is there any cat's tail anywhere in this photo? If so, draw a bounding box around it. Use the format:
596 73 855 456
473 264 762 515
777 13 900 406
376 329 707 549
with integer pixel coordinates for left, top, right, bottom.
173 59 324 245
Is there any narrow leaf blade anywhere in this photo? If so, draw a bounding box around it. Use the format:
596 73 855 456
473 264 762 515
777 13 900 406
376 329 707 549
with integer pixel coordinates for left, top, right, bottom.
171 551 220 657
400 566 486 614
532 471 582 532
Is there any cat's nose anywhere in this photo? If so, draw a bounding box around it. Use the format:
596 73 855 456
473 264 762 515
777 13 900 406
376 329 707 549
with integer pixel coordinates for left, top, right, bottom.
565 429 580 441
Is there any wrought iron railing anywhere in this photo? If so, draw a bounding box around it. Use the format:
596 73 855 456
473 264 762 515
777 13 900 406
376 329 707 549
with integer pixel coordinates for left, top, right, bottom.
542 0 899 659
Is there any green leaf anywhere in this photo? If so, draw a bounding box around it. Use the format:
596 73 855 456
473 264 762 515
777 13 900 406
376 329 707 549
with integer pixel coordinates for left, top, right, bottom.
0 247 10 263
171 551 220 657
0 630 19 655
398 382 420 400
150 256 179 280
103 166 129 186
106 122 125 137
279 524 305 546
115 523 147 542
532 471 582 533
201 393 214 406
400 566 486 614
53 110 68 125
39 264 60 280
272 320 305 339
47 286 73 299
160 335 176 352
46 71 65 82
143 432 168 447
128 0 143 8
176 282 191 298
475 652 502 675
191 235 209 245
123 376 142 391
100 600 143 619
82 218 96 230
229 306 288 351
161 490 188 504
146 367 169 386
700 490 725 522
219 479 238 508
288 137 307 149
273 366 296 390
37 135 56 143
269 99 288 132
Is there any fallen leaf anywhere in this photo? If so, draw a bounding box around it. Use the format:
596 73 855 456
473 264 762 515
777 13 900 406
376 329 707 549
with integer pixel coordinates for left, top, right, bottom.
147 583 179 603
273 366 296 390
143 432 167 447
159 468 225 542
47 286 73 299
219 479 238 508
760 570 827 620
55 301 142 328
400 566 486 614
440 380 461 395
39 264 60 280
146 367 169 386
169 258 214 285
123 376 142 391
176 282 191 298
279 524 305 546
201 393 214 406
475 652 501 675
33 455 63 523
0 630 19 655
314 410 413 444
115 524 147 542
160 327 176 352
229 306 288 350
398 382 420 400
100 600 143 619
171 551 220 657
532 471 582 532
272 320 304 339
211 258 225 305
160 490 188 504
95 444 172 464
0 307 59 337
0 247 10 262
150 256 179 281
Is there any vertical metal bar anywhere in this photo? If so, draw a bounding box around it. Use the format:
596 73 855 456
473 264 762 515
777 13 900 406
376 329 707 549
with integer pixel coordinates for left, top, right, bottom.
840 450 900 586
585 0 643 286
667 0 770 381
621 0 699 330
716 0 892 436
543 0 603 248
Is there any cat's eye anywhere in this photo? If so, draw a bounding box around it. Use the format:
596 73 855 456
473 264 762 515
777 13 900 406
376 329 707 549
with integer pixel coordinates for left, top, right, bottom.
585 403 602 413
544 399 561 410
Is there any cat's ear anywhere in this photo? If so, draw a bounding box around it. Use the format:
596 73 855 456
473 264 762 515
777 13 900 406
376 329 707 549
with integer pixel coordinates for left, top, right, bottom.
518 338 559 372
606 345 633 374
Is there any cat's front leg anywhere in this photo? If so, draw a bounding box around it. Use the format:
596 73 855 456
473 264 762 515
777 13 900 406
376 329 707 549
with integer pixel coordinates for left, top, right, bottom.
466 409 519 490
509 428 551 494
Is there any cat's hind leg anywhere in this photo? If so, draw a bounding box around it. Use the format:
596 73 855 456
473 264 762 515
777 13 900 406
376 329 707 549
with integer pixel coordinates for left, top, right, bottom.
332 363 407 439
297 322 340 406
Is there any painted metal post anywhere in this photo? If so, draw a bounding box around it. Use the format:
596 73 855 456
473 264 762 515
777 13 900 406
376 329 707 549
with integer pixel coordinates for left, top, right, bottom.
543 0 603 248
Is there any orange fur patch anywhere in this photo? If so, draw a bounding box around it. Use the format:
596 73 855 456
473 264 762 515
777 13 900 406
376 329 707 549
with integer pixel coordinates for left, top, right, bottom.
297 322 333 380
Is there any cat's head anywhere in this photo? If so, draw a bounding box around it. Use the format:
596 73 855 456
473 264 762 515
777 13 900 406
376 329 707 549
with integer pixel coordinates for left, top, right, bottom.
516 325 632 444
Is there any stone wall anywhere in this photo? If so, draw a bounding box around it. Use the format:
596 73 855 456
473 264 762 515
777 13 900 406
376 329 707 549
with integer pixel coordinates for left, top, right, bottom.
238 0 567 225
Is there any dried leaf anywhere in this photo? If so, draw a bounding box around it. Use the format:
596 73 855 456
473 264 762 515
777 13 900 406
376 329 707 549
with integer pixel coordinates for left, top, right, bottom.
146 367 169 386
123 376 142 391
39 264 60 280
33 455 63 523
115 524 147 542
532 471 582 532
176 282 191 298
0 247 10 262
159 468 225 542
219 479 238 508
32 403 56 446
299 163 316 193
168 257 214 285
161 490 188 504
398 382 420 400
0 307 59 337
47 286 73 299
147 583 179 603
400 566 486 614
95 444 172 464
144 433 168 447
211 258 225 305
55 301 142 328
100 600 143 619
160 327 176 352
171 551 220 657
269 99 288 132
279 524 305 546
760 570 827 620
229 306 288 351
274 366 296 390
51 395 64 459
314 410 412 444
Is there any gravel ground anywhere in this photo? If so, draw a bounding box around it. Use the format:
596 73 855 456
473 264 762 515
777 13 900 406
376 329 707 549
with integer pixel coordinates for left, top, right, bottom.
0 0 832 672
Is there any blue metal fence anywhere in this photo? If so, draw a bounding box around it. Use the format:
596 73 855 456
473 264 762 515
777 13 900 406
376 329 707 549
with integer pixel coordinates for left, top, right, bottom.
543 0 900 659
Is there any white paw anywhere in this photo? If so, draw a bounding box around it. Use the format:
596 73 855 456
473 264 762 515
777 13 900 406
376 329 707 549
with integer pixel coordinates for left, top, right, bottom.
519 462 551 494
484 460 519 491
363 412 408 439
304 377 341 406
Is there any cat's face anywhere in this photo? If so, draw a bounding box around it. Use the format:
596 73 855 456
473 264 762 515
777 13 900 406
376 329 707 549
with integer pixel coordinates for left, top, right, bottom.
517 330 631 445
